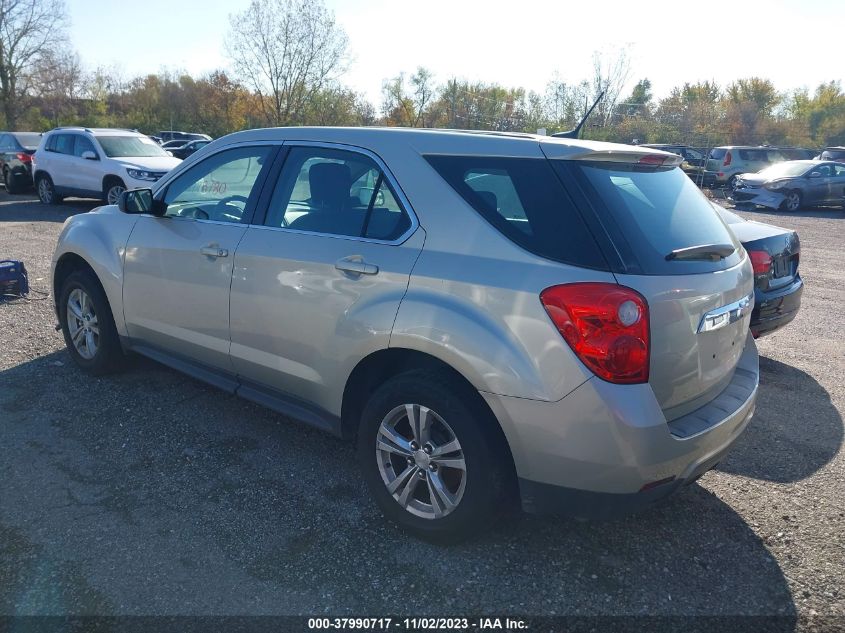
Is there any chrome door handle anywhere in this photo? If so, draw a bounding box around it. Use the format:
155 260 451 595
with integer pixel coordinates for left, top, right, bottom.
335 256 378 275
200 246 228 258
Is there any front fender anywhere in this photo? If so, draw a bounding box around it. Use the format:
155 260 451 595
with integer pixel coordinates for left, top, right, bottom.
52 207 139 336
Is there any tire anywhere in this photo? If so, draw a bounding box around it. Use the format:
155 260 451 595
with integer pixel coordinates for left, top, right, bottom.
58 270 125 375
781 190 802 212
4 168 22 194
36 174 62 205
727 174 739 191
103 178 126 205
357 369 510 543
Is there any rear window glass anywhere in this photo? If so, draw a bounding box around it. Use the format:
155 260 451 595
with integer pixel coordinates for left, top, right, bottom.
424 155 607 270
822 150 845 160
560 162 741 275
709 148 727 160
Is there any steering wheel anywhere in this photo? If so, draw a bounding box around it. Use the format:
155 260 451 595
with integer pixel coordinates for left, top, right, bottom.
213 195 249 222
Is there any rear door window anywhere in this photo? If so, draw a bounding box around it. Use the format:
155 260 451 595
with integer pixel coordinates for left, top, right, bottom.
424 155 607 269
558 161 741 275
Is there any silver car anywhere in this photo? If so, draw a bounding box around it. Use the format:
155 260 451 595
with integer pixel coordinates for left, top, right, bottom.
732 160 845 211
52 128 759 541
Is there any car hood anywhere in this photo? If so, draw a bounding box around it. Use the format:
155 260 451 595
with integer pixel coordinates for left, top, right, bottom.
116 156 182 171
736 173 768 186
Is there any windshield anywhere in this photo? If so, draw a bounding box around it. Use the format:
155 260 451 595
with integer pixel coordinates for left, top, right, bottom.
97 136 169 158
15 133 41 149
757 162 810 178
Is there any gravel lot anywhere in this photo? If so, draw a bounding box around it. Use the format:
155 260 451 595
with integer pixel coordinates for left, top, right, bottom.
1 190 843 626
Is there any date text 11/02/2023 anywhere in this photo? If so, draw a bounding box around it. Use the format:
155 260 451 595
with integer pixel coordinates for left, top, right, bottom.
307 617 529 630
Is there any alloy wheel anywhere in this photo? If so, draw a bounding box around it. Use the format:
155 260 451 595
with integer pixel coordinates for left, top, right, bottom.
376 404 467 519
66 288 99 360
106 184 125 205
785 192 801 212
38 178 52 204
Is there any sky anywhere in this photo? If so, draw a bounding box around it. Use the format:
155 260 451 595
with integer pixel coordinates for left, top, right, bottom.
66 0 844 105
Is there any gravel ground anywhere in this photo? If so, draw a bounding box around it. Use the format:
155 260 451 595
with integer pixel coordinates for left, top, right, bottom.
0 190 843 626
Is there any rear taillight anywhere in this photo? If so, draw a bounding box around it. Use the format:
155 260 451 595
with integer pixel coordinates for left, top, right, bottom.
540 283 649 384
723 151 732 167
16 152 31 163
748 250 772 275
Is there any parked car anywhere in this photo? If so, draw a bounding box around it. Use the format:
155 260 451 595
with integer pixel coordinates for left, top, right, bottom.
161 140 189 151
704 146 786 189
169 139 211 160
778 147 817 161
158 130 212 143
641 144 706 180
33 127 182 205
0 131 41 193
51 128 758 541
731 160 845 211
816 147 845 162
714 204 803 337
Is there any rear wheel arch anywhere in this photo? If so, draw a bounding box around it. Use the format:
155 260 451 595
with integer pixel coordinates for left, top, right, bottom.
341 349 515 475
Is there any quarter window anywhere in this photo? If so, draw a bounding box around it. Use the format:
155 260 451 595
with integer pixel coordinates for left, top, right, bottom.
52 134 74 155
162 146 273 223
264 146 411 241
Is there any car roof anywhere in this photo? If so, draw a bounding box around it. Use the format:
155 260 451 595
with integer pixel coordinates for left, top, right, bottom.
48 127 144 137
213 126 679 160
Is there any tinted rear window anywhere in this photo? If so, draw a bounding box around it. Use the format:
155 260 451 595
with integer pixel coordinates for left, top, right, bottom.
425 155 607 270
709 148 727 160
558 161 741 275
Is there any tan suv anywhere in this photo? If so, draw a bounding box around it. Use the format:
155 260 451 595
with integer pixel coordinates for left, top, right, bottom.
52 127 759 541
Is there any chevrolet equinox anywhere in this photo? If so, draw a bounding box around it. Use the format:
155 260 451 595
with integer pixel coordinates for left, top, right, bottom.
52 127 759 541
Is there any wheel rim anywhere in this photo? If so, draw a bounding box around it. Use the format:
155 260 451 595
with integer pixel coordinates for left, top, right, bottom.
38 178 52 203
107 184 125 205
66 288 99 360
786 193 800 211
376 404 467 519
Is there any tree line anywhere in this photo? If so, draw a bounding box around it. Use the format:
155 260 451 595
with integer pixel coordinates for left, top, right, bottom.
2 0 843 149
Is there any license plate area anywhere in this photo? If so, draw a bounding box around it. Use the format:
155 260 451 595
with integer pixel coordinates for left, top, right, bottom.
772 256 790 279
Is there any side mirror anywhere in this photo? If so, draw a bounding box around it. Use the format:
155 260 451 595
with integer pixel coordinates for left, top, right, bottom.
81 150 98 161
117 188 166 216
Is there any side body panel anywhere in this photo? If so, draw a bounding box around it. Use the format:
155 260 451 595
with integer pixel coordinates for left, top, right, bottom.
229 227 425 416
122 216 248 371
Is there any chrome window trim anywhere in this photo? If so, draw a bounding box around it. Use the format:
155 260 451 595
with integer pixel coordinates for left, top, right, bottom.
253 140 420 246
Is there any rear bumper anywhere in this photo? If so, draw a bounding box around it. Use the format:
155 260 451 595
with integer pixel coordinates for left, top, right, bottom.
482 333 759 519
751 275 803 337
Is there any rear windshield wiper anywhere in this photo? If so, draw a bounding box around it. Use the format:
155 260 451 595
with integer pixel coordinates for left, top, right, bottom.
665 243 735 262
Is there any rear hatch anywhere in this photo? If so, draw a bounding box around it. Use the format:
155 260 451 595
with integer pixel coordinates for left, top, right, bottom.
706 148 728 173
543 142 754 419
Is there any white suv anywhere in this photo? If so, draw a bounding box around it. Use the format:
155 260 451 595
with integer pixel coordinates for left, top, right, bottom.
33 128 182 205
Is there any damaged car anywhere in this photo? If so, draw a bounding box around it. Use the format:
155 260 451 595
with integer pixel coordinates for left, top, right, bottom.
732 160 845 211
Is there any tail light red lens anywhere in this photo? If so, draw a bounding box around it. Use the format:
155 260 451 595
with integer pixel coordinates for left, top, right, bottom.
637 154 667 166
540 283 650 384
723 151 732 167
748 250 772 275
16 152 31 163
